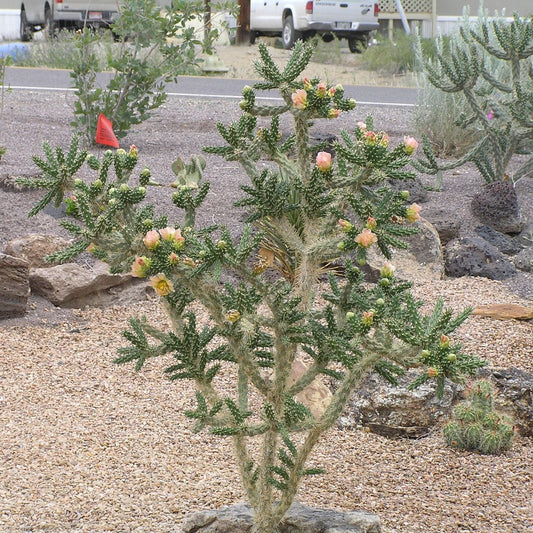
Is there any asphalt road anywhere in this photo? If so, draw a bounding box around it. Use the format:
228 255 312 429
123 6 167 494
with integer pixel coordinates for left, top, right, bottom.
4 66 418 107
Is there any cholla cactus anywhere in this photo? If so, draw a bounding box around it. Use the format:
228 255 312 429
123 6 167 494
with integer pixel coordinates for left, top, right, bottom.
414 11 533 183
443 379 515 455
27 42 486 533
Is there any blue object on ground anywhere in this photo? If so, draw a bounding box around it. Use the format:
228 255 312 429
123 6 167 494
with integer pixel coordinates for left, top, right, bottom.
0 43 29 62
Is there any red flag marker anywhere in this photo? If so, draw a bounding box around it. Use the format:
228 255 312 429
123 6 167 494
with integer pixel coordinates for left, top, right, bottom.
95 113 119 148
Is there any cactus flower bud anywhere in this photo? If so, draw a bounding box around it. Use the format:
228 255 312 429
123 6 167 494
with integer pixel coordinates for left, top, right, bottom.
74 178 83 187
337 241 346 251
169 252 180 265
403 135 419 155
346 311 355 320
447 353 457 362
316 82 327 98
376 298 385 306
421 349 431 360
119 183 130 192
338 219 353 232
328 108 341 119
362 311 374 325
356 121 367 131
427 367 439 378
216 240 227 251
347 98 356 109
316 151 332 172
302 77 313 90
380 261 395 278
131 256 152 278
128 144 138 159
242 85 253 95
440 334 450 348
365 217 377 230
405 203 421 223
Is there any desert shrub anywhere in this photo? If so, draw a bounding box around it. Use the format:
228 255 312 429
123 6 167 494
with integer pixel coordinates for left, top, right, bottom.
443 379 515 455
21 42 486 533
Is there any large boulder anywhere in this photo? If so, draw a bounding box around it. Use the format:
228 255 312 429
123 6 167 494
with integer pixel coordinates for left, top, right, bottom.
470 181 526 234
4 233 72 269
29 260 132 307
419 205 460 244
445 236 516 280
339 369 459 438
365 217 444 282
0 253 30 318
479 367 533 437
178 502 381 533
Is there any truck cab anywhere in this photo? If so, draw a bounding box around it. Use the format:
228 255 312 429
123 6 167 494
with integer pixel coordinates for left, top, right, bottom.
250 0 380 51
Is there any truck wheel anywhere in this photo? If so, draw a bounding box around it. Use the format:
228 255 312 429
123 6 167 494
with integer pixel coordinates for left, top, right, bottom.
348 35 368 54
282 15 302 50
44 8 56 38
250 30 257 45
20 9 32 41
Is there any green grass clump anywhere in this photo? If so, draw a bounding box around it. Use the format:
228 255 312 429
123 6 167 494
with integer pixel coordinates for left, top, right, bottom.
443 379 515 455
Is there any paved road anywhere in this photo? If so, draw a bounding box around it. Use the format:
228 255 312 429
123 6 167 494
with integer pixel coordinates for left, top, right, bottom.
4 66 418 107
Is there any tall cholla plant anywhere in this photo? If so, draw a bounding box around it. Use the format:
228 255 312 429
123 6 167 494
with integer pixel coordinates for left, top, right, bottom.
443 379 515 455
26 42 486 533
414 11 533 184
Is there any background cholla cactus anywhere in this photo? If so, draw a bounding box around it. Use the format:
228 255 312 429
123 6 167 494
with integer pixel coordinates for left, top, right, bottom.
26 42 486 533
443 379 515 455
414 11 533 184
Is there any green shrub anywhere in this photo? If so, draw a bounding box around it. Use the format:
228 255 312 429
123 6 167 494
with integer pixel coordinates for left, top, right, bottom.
443 379 515 455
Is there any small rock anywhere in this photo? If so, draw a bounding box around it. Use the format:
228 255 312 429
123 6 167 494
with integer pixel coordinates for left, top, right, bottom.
289 360 332 420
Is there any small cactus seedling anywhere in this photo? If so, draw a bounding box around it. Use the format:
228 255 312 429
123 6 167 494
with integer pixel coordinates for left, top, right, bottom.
443 379 515 455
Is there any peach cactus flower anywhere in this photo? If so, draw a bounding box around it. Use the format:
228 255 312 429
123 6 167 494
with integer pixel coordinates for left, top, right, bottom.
291 89 308 110
357 121 367 131
149 273 174 296
355 228 377 248
405 203 422 223
316 151 332 172
173 227 185 250
403 135 419 155
131 256 152 278
328 108 341 119
143 229 160 250
159 227 176 241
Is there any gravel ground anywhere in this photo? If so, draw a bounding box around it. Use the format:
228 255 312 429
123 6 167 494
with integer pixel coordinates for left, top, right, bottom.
1 53 533 532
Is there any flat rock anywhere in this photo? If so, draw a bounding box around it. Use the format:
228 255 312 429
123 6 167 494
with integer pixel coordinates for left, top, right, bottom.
178 502 381 533
0 253 30 318
473 304 533 320
30 260 132 307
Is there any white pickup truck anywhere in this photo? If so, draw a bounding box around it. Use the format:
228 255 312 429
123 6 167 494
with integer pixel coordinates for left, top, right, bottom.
19 0 120 40
250 0 379 51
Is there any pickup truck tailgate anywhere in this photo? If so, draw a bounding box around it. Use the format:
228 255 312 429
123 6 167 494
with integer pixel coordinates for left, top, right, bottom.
312 0 376 25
